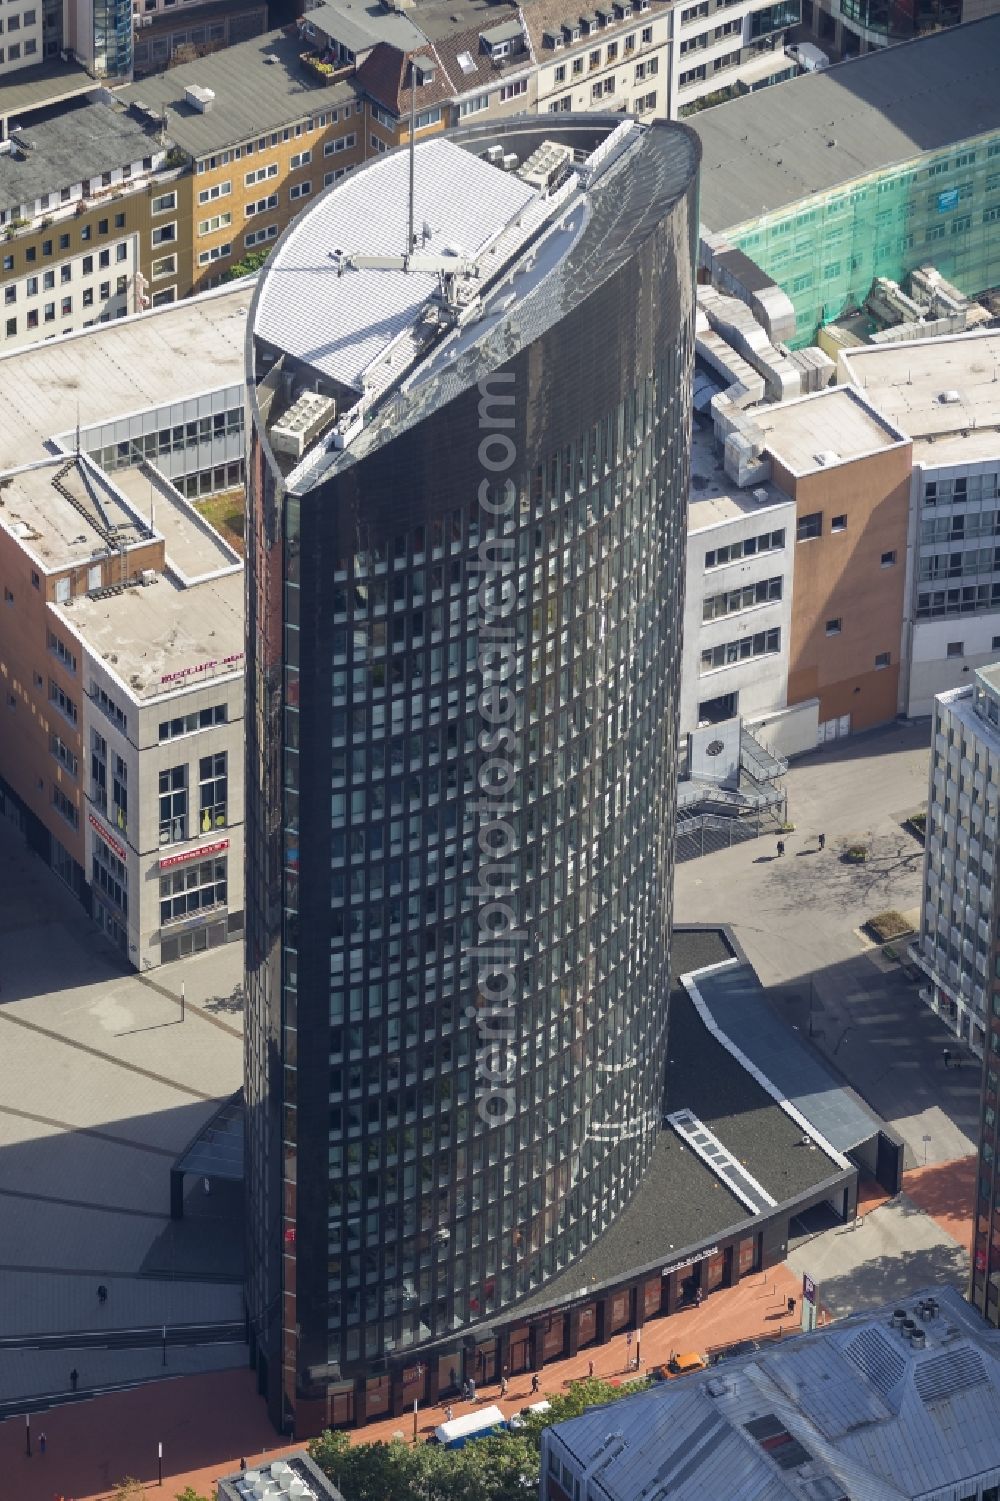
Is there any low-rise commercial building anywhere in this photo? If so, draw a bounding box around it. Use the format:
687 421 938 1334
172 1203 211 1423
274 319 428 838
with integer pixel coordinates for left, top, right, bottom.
541 1284 1000 1501
0 282 252 966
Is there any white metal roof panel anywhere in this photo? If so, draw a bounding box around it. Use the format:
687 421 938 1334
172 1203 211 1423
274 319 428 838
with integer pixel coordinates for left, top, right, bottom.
254 136 537 392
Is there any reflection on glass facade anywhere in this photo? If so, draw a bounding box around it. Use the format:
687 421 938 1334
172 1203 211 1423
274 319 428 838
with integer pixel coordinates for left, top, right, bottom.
92 0 132 77
244 116 699 1434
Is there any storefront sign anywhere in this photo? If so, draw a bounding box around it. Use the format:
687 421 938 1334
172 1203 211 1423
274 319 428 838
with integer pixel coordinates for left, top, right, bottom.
160 652 244 685
89 812 126 862
802 1273 816 1306
661 1245 719 1278
159 837 229 870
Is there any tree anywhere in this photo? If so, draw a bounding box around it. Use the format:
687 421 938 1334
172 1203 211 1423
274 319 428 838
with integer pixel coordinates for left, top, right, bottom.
175 1488 213 1501
308 1382 647 1501
222 247 273 283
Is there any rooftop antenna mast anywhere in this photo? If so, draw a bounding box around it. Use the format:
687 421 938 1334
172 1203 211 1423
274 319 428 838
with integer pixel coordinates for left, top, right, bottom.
407 57 416 261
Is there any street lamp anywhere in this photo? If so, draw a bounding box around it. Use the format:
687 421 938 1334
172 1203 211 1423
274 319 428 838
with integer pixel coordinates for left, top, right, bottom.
25 1413 31 1458
158 1440 163 1487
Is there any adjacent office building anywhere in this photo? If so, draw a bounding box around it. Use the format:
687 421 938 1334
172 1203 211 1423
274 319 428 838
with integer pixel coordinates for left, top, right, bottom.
0 282 252 966
912 666 1000 1055
838 330 1000 719
244 114 700 1432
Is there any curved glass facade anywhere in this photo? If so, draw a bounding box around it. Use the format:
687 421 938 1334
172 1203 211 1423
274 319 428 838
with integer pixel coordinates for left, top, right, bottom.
245 116 699 1433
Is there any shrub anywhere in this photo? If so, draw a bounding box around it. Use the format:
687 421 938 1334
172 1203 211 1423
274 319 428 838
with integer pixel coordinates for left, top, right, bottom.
867 909 912 943
843 844 868 864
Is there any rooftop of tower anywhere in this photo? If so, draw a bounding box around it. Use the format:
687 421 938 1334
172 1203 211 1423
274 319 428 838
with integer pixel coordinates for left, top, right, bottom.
249 113 700 487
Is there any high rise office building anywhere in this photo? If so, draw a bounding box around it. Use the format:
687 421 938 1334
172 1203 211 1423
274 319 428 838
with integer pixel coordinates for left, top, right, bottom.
244 113 699 1433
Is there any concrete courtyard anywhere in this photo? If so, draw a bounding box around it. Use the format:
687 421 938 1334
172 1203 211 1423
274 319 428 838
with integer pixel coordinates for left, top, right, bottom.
0 814 246 1408
675 720 980 1171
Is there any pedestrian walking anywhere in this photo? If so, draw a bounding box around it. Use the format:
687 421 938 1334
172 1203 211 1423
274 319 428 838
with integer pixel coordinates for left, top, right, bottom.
818 833 826 850
444 1406 454 1423
695 1287 704 1307
776 840 785 858
588 1359 595 1379
240 1459 247 1475
500 1376 510 1399
39 1433 47 1456
468 1377 477 1402
462 1379 471 1402
97 1284 108 1304
943 1047 952 1069
531 1373 541 1395
69 1368 78 1391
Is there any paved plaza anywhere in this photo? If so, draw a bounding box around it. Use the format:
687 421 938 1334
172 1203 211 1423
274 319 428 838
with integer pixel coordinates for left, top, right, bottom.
0 815 246 1405
675 721 980 1170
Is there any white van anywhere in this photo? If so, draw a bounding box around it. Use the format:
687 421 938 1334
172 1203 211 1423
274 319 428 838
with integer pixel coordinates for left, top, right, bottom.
432 1405 509 1449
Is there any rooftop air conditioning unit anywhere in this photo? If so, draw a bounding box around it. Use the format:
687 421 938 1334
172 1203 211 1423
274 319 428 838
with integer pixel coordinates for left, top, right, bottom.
184 84 215 113
141 569 157 585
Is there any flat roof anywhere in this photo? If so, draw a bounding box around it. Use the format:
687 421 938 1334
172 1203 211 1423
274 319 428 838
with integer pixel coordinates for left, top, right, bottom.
0 455 154 571
514 928 844 1314
690 16 1000 232
690 961 879 1155
0 58 95 124
255 132 540 395
117 30 359 159
839 329 1000 467
688 419 793 531
56 559 243 701
0 282 252 469
547 1286 1000 1501
752 386 908 475
304 0 426 53
111 466 240 580
0 100 158 215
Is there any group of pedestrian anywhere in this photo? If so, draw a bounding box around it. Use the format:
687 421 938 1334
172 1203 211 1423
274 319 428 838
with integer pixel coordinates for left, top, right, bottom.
775 833 824 858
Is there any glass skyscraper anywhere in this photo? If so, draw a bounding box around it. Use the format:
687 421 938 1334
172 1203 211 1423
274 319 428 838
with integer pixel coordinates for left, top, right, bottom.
244 113 699 1434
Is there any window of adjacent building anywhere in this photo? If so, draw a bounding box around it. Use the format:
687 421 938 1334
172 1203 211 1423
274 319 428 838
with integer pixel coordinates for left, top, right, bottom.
700 627 781 673
159 855 227 926
875 652 891 669
159 765 188 845
198 212 232 235
50 733 78 778
91 729 107 812
52 784 78 829
112 753 128 833
198 181 232 205
198 242 232 267
826 618 842 635
152 254 176 279
881 550 896 567
324 131 357 153
199 752 227 831
159 704 228 742
48 679 77 724
290 149 312 169
831 514 847 532
947 641 965 658
702 575 782 622
151 223 176 247
114 212 125 228
92 679 128 734
290 181 312 201
48 630 76 672
152 191 176 215
93 839 127 917
797 512 822 541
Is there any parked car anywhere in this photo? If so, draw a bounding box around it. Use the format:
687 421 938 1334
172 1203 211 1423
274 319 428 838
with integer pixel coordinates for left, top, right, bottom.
709 1338 762 1365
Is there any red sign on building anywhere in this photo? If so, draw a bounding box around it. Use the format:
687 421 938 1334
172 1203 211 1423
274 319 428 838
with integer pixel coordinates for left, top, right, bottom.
159 838 230 870
89 812 127 862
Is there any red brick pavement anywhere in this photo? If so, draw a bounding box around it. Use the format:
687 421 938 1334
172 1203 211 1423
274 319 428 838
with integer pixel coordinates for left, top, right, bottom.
903 1154 976 1254
0 1264 803 1500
